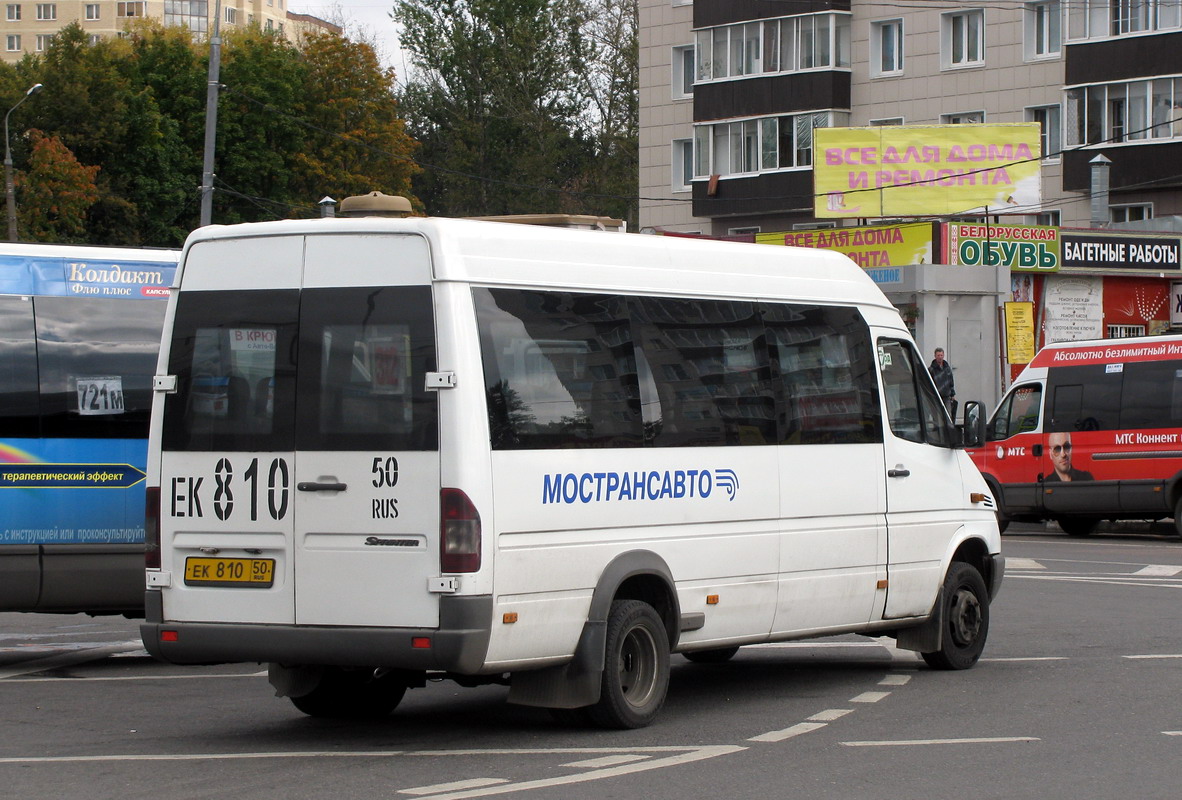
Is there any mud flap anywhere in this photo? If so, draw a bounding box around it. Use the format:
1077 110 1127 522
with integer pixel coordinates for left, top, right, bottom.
895 587 944 654
508 619 605 709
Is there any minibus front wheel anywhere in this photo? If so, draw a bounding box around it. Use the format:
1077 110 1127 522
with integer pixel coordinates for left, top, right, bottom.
587 599 670 729
921 562 989 671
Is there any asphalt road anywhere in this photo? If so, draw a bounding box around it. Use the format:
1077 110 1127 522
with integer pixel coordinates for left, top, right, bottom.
4 522 1182 799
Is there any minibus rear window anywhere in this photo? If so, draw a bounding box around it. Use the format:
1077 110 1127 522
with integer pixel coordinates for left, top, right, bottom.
295 286 438 451
163 290 299 452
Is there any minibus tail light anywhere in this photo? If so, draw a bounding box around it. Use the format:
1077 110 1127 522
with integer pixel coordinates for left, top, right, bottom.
440 488 481 573
145 486 161 570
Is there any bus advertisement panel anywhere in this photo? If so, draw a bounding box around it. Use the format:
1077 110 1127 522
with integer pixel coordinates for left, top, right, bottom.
1 244 178 613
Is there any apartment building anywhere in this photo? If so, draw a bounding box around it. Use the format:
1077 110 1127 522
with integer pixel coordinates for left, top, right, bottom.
641 0 1182 235
640 1 1182 399
1 1 337 63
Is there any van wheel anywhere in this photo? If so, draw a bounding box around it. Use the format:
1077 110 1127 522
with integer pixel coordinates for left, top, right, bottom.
1173 497 1182 537
683 646 740 664
1057 517 1098 537
289 667 407 719
587 600 670 729
921 562 989 671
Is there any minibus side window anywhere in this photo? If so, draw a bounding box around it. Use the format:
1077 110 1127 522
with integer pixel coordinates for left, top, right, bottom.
0 295 38 437
878 338 953 447
476 288 644 450
987 384 1042 441
1047 364 1121 432
1120 360 1182 429
764 303 882 445
631 296 775 447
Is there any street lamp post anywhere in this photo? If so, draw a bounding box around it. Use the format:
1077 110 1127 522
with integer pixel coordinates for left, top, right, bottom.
4 82 44 242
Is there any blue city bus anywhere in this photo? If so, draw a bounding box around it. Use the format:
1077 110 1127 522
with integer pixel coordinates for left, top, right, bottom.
1 243 179 615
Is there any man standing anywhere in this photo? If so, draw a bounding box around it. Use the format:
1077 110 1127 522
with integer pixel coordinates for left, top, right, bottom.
929 347 956 416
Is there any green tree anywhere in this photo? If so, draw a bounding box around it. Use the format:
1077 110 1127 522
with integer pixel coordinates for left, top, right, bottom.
16 129 100 241
393 0 596 217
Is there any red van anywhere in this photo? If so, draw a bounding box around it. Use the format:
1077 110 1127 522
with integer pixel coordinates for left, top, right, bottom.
970 335 1182 536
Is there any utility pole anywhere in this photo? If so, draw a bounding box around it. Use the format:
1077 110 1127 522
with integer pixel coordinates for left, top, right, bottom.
4 83 43 241
199 1 223 227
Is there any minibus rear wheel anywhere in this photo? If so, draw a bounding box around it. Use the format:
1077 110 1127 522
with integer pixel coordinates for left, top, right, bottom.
1057 517 1098 537
587 599 670 729
289 667 407 719
921 562 989 671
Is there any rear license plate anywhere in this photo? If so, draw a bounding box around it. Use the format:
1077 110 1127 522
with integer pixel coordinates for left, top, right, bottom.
184 557 275 587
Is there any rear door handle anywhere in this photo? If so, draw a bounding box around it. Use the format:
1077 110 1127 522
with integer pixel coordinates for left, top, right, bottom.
297 482 347 492
888 467 911 478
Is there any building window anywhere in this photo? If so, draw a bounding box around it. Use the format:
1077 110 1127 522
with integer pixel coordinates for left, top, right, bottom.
1035 211 1061 225
6 34 20 52
1026 2 1062 58
693 111 849 178
85 3 99 19
943 9 985 68
1110 203 1152 222
6 5 19 21
672 139 693 192
871 19 904 76
35 3 54 20
164 0 208 33
35 33 53 51
941 111 985 125
728 226 761 236
1067 0 1182 39
88 34 101 45
672 44 694 99
1066 78 1182 144
870 117 904 126
117 1 144 17
265 18 274 32
696 13 850 82
1108 324 1146 337
1027 105 1062 159
225 7 236 23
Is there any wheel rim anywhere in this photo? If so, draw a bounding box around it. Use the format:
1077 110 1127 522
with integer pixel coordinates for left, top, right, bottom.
617 624 659 709
948 586 982 648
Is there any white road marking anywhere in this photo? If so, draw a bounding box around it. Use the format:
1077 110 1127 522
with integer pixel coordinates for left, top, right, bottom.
748 722 827 743
878 674 911 686
0 641 144 680
808 709 853 722
399 779 509 796
1133 564 1182 577
1013 575 1182 590
980 657 1067 662
1006 558 1046 570
1124 654 1182 660
1164 731 1182 736
849 691 890 703
841 737 1039 747
560 754 650 768
10 671 268 683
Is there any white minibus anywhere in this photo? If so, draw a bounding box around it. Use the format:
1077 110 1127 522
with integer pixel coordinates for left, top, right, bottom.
141 207 1003 728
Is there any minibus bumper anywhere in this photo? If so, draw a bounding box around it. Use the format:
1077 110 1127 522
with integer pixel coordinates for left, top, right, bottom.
989 553 1005 600
140 591 492 675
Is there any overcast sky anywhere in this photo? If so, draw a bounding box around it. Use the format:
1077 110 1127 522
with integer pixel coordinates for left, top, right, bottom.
289 1 410 78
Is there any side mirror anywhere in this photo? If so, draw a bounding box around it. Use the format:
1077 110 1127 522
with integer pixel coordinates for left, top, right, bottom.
960 401 985 448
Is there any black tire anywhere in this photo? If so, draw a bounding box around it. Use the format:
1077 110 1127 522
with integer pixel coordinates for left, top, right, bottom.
289 667 407 719
921 562 990 671
587 600 670 729
1173 496 1182 538
682 646 740 664
1057 517 1099 537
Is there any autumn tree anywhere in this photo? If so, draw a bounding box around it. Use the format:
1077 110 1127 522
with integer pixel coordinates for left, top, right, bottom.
16 130 100 241
290 31 419 205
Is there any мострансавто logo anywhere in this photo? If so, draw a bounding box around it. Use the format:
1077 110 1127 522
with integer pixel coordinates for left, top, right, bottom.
542 468 740 505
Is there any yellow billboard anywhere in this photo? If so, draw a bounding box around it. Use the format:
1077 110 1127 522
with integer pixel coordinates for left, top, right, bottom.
1004 301 1036 365
814 124 1042 218
755 222 934 268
